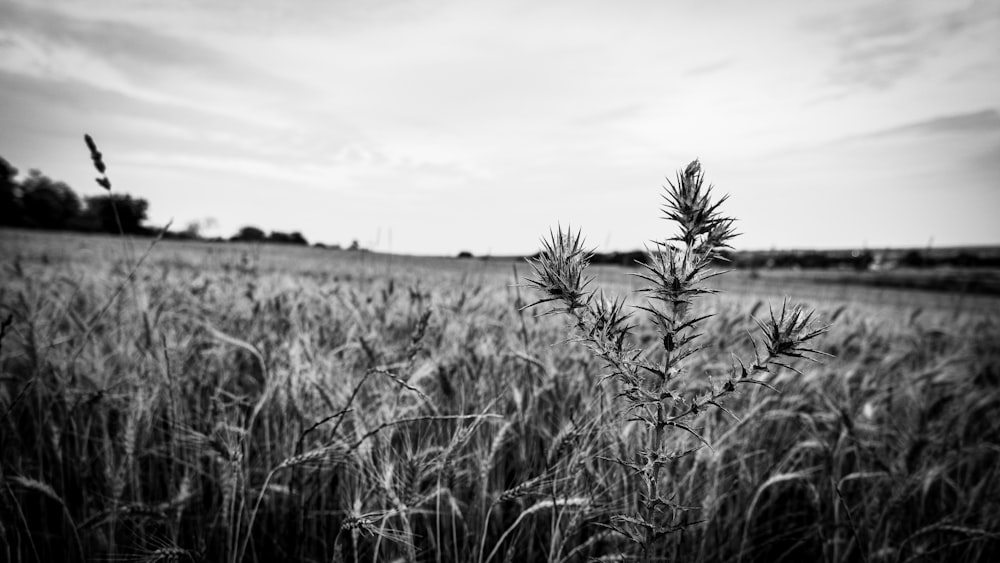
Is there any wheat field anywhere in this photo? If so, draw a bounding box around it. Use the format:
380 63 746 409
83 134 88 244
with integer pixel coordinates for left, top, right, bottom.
1 228 998 562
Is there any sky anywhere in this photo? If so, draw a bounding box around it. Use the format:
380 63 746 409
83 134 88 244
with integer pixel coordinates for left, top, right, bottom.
1 0 998 255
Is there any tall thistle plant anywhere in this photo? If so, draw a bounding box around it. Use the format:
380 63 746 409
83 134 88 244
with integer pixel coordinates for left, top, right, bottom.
526 160 829 561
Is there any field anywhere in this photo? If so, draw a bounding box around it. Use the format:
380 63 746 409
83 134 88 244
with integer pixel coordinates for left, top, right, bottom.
2 228 999 562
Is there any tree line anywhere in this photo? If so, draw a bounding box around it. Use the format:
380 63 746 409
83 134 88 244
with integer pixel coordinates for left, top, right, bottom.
1 156 149 234
531 247 999 270
1 155 317 246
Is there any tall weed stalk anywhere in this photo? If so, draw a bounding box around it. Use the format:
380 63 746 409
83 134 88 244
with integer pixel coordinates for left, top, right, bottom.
526 160 829 560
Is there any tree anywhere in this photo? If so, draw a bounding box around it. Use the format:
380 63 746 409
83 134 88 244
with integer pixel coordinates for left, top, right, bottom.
20 170 81 229
83 193 149 234
0 156 20 226
232 226 266 242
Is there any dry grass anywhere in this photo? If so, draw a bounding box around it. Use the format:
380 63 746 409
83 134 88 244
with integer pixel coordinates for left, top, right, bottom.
1 163 999 561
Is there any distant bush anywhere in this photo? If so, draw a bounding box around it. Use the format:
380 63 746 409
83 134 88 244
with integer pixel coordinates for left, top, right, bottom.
729 249 876 270
267 230 309 245
232 226 266 242
457 250 474 259
899 249 926 268
852 250 875 270
954 251 981 267
590 249 647 266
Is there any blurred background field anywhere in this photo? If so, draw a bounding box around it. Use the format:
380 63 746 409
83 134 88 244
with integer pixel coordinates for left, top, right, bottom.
2 229 999 562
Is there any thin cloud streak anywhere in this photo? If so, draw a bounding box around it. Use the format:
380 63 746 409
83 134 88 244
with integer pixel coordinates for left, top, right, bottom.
805 0 1000 91
852 109 1000 139
683 59 734 77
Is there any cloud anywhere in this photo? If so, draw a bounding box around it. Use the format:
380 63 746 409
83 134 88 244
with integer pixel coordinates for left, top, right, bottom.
749 107 1000 232
571 104 645 127
968 141 1000 179
0 2 225 72
846 108 1000 141
0 1 297 107
805 0 1000 90
683 59 733 77
4 0 453 38
0 68 304 159
3 0 997 252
